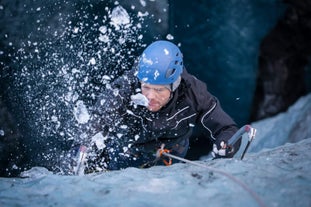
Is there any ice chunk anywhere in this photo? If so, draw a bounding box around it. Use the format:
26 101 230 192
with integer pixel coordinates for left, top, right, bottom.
130 93 149 107
91 132 106 150
73 100 90 124
20 167 52 179
110 6 130 30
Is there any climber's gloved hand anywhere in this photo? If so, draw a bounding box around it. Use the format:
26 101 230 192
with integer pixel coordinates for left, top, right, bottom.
212 141 234 158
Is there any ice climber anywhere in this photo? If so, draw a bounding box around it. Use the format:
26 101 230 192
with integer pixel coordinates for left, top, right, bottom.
65 40 242 174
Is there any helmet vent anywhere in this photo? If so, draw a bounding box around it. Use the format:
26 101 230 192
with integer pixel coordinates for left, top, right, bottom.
166 68 176 78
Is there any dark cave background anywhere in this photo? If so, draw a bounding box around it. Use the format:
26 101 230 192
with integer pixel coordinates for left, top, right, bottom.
0 0 310 176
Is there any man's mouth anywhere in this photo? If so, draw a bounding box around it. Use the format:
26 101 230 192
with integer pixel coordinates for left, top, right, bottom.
148 100 158 106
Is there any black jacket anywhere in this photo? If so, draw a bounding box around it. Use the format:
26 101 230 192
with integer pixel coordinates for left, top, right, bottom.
89 68 240 170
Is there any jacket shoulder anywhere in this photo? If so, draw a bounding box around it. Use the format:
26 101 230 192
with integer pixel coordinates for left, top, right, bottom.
180 68 215 106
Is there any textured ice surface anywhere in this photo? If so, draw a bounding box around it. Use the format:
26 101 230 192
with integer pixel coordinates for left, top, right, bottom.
0 138 310 207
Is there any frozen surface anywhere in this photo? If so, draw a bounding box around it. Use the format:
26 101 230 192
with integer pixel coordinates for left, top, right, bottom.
247 94 311 153
1 94 310 207
0 139 310 207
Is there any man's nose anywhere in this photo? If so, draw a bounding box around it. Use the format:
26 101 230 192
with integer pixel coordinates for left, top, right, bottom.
145 90 156 100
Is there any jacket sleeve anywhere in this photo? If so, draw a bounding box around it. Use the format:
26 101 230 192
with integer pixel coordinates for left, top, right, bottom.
183 70 241 157
200 97 241 156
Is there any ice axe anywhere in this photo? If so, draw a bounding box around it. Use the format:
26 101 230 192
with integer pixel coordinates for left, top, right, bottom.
226 125 257 160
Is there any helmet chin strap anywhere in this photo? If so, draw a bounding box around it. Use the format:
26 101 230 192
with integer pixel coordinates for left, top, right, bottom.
172 76 181 91
165 90 174 106
163 76 181 92
164 77 180 106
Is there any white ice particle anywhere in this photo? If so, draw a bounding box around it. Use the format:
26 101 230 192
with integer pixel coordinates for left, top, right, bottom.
73 27 79 34
139 0 146 7
142 54 153 65
120 125 128 129
98 34 109 43
89 57 96 65
134 135 139 141
99 26 107 34
166 34 174 40
102 75 111 80
137 11 149 17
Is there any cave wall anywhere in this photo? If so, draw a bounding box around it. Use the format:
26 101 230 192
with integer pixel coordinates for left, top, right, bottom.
170 0 287 126
250 0 311 121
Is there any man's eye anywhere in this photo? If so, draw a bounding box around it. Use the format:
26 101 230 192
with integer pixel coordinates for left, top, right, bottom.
156 88 163 92
155 88 166 92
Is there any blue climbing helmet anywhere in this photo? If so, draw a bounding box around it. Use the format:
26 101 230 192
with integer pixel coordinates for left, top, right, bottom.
136 40 183 90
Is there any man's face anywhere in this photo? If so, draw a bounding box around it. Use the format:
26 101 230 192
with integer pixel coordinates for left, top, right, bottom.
141 83 171 112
